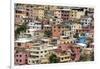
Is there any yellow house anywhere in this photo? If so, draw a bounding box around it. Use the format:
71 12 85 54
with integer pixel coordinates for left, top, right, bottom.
33 8 45 20
60 36 76 44
69 10 85 20
56 52 72 62
38 9 45 19
69 10 77 20
76 11 85 19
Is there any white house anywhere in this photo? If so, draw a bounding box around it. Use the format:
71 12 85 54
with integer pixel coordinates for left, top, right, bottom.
28 39 58 64
76 43 87 48
71 23 82 32
27 21 42 31
26 20 42 37
15 34 33 49
80 16 93 27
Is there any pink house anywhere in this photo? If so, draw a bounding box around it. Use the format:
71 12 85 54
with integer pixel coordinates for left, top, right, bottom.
72 46 81 61
55 43 72 53
42 18 49 25
55 43 81 61
15 37 33 49
15 51 29 65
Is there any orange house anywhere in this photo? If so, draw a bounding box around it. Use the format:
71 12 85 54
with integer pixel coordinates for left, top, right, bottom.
52 24 62 38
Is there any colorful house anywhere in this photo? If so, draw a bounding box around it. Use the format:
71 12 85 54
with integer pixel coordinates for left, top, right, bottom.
52 24 62 38
77 36 87 44
14 50 29 65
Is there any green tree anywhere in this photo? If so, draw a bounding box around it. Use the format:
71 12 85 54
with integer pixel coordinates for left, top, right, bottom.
73 33 79 39
49 54 59 63
44 31 52 37
15 23 27 38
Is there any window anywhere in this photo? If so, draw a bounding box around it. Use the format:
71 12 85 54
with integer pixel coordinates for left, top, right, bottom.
15 15 18 17
16 59 18 62
41 51 43 53
37 48 40 50
17 43 21 46
20 60 22 62
20 55 22 57
54 30 56 32
32 61 34 63
26 59 27 62
70 32 71 35
61 58 63 60
33 52 39 54
36 33 39 35
54 26 56 28
16 51 18 53
41 55 43 57
37 27 39 29
36 60 39 63
59 46 61 48
29 60 30 62
58 26 60 29
71 41 72 43
45 51 47 53
45 55 47 57
64 15 66 16
62 33 64 36
16 55 18 57
64 42 66 44
28 30 30 33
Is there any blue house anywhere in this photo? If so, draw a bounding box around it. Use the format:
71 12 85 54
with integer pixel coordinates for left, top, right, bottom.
77 36 87 44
